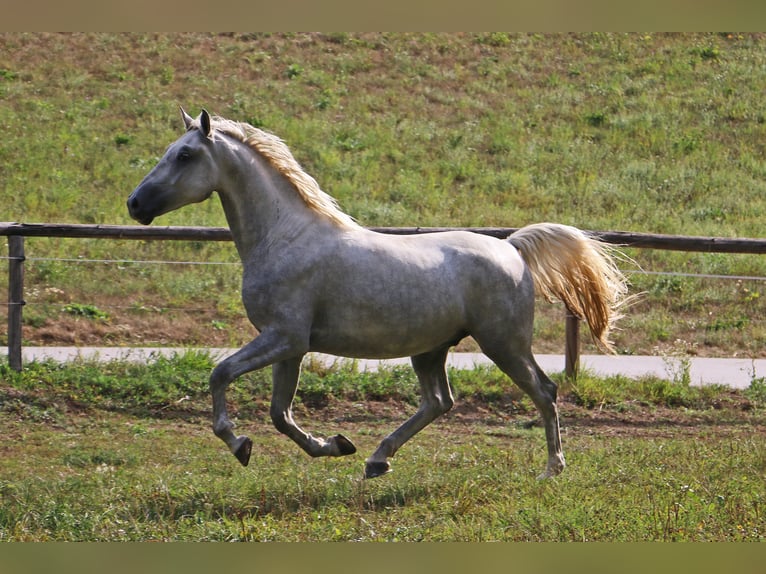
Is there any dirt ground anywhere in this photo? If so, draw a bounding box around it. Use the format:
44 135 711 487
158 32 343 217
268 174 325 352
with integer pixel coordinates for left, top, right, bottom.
138 391 764 444
312 395 766 440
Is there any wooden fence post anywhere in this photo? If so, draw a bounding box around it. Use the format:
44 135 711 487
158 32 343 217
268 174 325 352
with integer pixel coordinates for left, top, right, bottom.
565 310 580 381
7 235 25 371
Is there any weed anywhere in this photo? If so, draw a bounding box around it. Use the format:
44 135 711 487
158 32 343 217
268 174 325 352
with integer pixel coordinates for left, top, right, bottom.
62 303 110 322
744 374 766 407
706 316 748 332
476 32 511 47
22 311 48 328
324 32 349 45
584 110 607 127
694 45 721 61
286 63 303 79
651 276 685 296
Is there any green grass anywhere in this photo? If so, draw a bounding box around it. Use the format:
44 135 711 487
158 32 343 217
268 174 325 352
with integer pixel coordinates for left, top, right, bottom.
4 353 752 417
0 33 764 356
2 429 763 541
0 354 764 541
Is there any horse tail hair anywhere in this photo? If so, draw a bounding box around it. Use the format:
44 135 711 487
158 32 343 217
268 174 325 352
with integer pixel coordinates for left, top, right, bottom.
508 223 630 353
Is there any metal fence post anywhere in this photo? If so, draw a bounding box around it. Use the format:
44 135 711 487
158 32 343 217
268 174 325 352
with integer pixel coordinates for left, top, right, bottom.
7 235 25 371
565 310 580 381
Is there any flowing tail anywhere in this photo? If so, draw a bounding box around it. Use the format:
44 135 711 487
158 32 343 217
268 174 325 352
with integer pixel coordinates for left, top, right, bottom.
508 223 630 353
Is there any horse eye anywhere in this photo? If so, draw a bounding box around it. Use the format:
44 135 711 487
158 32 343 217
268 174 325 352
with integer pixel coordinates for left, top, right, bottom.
177 149 192 162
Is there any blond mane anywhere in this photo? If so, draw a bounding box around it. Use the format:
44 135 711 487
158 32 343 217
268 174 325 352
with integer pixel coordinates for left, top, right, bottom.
202 115 360 230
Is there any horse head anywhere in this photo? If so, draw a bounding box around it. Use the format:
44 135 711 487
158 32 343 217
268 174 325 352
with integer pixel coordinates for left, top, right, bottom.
127 109 217 225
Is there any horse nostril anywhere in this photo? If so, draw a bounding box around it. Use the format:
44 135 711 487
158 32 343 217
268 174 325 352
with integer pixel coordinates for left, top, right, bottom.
127 195 139 212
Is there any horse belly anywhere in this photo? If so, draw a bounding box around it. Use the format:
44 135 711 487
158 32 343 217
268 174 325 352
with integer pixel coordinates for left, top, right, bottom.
308 329 466 360
308 293 467 359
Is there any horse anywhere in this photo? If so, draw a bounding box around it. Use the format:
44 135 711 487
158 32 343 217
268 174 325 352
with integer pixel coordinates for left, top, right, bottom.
127 108 629 479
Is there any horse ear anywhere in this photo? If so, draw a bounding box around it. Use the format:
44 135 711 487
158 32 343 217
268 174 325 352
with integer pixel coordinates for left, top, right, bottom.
200 109 212 138
180 107 194 131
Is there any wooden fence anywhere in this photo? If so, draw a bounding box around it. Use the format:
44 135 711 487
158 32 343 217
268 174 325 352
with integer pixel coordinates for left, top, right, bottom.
3 221 766 375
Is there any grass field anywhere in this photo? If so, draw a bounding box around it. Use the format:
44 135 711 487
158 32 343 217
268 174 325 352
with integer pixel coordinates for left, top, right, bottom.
0 33 765 357
0 353 764 541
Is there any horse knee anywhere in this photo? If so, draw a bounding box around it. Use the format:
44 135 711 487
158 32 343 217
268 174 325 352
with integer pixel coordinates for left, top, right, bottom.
424 392 453 418
209 362 234 391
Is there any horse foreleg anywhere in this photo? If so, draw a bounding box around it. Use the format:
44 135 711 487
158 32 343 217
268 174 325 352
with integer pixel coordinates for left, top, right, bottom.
209 331 304 466
365 346 454 478
270 358 357 458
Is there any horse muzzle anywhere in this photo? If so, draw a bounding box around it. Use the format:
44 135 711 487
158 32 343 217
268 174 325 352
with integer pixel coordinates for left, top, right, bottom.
127 194 155 225
127 184 162 226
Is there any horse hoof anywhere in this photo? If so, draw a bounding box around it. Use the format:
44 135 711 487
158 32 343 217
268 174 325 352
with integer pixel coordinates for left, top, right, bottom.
537 467 563 480
234 437 252 467
334 434 357 456
364 461 391 479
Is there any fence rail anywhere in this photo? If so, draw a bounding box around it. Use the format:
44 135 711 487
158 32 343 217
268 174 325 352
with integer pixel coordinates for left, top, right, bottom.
3 221 766 253
4 221 766 374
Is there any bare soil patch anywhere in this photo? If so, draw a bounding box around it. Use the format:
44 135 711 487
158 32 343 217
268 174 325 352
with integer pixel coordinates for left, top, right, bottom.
314 395 765 440
111 393 766 442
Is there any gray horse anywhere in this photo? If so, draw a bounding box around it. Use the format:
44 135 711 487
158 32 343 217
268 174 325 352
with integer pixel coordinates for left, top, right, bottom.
128 109 629 479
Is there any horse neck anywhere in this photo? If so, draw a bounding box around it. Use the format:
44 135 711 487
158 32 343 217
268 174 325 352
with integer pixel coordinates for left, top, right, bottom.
216 143 326 259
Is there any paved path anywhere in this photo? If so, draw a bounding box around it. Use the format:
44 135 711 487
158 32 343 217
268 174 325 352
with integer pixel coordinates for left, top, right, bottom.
4 346 765 389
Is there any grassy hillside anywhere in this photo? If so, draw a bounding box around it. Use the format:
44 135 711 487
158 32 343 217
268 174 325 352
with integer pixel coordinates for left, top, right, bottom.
0 33 765 356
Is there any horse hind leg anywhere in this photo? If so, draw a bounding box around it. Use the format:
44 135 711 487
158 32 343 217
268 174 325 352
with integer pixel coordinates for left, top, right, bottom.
530 363 566 478
481 345 565 478
365 345 454 478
